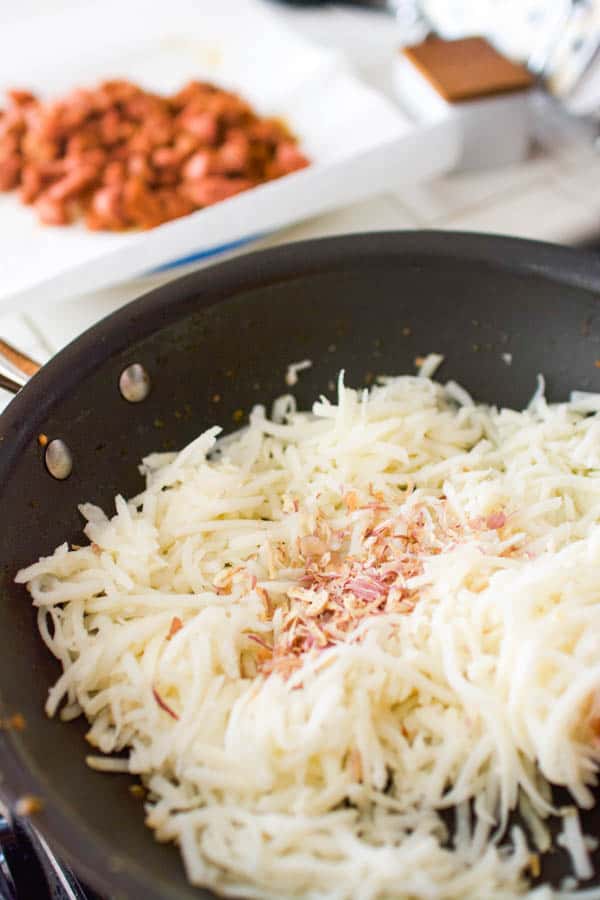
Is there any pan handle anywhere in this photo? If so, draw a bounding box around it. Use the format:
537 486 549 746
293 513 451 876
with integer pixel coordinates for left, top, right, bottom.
0 339 41 394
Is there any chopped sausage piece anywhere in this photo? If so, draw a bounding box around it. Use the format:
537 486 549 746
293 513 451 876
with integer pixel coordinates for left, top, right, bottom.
127 153 153 181
99 109 125 145
178 109 219 144
65 132 94 157
183 176 255 207
6 89 37 107
216 133 250 174
47 164 96 201
159 189 195 222
182 150 213 181
172 132 200 157
0 109 26 142
272 142 310 175
152 146 182 169
171 81 217 108
19 164 45 203
155 167 179 188
89 184 125 229
103 160 125 185
122 177 153 221
0 155 21 190
0 79 309 230
248 118 290 145
21 132 59 164
35 194 70 225
67 147 106 172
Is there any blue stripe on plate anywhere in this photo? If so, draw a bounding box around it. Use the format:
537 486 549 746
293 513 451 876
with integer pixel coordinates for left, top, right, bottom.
150 233 266 273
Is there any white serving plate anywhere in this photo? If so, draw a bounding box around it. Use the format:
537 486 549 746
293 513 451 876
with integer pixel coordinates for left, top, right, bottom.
0 0 459 311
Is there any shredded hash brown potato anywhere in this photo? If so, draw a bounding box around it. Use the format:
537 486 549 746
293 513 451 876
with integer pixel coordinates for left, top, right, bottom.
16 368 600 899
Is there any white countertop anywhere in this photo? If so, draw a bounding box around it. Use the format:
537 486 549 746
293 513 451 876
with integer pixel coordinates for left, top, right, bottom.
1 0 600 409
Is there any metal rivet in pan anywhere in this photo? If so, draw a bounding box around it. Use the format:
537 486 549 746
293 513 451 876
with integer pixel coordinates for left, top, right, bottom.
45 439 73 480
119 363 151 403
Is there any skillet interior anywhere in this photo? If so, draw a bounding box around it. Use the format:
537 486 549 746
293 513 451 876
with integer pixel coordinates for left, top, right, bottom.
1 231 600 899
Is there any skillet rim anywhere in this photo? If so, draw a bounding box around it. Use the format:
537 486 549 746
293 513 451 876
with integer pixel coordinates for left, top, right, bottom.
1 229 600 900
2 229 600 446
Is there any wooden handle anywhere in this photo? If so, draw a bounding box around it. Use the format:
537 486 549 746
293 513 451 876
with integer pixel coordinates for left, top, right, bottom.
0 339 41 379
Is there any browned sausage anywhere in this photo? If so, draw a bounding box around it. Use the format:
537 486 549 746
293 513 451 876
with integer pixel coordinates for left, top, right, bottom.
89 184 125 229
19 164 44 203
0 155 21 191
216 133 250 174
182 150 214 181
271 142 310 176
0 78 309 230
183 176 255 207
6 89 37 107
47 164 96 201
35 194 70 225
179 109 219 145
103 160 126 185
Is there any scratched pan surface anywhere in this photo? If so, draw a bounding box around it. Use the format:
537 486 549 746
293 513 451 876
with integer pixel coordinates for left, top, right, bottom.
1 231 600 899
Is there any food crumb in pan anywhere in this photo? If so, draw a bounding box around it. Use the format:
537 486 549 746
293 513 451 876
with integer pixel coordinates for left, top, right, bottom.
14 794 43 816
348 747 363 783
152 686 179 721
86 755 130 772
285 359 312 387
416 353 444 378
402 327 412 336
587 835 600 852
211 394 221 403
37 433 48 447
108 855 127 874
502 353 513 366
167 616 183 640
129 784 146 799
1 713 26 731
529 854 541 878
8 713 26 731
232 409 244 423
153 418 165 429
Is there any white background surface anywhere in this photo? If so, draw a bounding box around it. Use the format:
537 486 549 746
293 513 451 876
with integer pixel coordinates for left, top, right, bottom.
1 0 600 411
